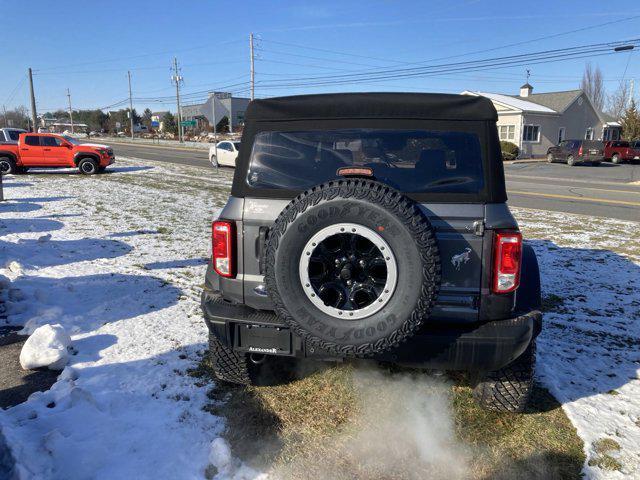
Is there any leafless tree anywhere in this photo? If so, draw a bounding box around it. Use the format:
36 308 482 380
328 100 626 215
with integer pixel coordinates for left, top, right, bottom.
581 63 605 111
606 81 630 120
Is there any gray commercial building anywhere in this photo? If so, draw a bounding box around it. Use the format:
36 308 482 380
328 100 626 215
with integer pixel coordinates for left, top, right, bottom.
181 94 251 132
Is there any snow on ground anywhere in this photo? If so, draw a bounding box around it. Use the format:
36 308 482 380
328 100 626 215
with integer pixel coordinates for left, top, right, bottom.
0 159 262 479
514 208 640 479
0 158 638 479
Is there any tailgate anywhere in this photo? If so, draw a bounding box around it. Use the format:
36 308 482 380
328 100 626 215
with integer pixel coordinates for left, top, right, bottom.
420 203 484 323
242 198 485 323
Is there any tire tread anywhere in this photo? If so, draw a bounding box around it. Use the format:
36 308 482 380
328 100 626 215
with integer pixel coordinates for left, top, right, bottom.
208 334 252 385
473 342 536 413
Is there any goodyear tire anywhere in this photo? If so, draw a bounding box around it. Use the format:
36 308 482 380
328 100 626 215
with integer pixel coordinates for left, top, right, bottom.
265 179 441 357
0 157 16 175
78 158 98 175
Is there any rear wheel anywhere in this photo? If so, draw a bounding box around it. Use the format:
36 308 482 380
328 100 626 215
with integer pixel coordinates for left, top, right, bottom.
210 155 218 167
546 153 554 163
472 341 536 413
208 334 252 385
566 155 576 167
78 158 98 175
0 157 16 175
611 154 621 164
208 334 294 386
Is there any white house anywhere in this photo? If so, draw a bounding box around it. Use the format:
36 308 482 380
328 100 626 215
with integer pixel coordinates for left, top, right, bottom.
462 84 621 158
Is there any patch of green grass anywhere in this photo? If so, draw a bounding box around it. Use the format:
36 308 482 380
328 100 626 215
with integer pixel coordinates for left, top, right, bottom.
194 356 584 479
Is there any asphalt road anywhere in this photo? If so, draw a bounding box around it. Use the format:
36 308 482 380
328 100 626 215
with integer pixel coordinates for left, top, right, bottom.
111 142 640 222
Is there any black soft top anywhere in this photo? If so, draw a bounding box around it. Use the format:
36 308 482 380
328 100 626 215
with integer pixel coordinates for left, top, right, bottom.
245 93 498 122
233 92 506 203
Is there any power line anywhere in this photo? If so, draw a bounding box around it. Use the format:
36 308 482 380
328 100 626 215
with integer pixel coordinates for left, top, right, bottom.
255 47 387 69
259 38 408 65
3 76 27 106
250 39 639 88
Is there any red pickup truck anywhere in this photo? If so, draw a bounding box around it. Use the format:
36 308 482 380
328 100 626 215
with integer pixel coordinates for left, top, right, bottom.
603 140 640 164
0 133 115 175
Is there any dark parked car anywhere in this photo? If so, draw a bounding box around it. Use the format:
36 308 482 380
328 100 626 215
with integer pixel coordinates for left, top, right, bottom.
202 93 543 413
547 139 604 166
603 141 640 164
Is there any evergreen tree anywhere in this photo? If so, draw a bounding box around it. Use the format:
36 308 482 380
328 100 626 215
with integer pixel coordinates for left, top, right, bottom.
621 99 640 140
142 108 153 128
162 112 177 134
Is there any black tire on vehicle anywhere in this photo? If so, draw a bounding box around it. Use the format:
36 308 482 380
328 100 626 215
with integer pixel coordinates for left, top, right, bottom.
566 155 576 167
78 158 98 175
0 157 16 175
472 341 536 413
546 153 554 163
611 154 621 164
265 179 441 357
208 333 252 385
210 155 218 168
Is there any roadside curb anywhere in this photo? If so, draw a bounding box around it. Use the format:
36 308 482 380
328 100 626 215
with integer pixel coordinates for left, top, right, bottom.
104 140 210 152
505 159 548 164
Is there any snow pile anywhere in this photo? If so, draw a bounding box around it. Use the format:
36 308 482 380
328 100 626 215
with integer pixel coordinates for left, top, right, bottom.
19 324 72 370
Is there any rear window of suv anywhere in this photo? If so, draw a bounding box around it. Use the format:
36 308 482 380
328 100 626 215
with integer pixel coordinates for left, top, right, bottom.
246 129 484 194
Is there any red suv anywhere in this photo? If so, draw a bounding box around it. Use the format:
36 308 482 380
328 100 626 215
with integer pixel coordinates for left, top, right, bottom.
604 141 640 164
0 133 115 175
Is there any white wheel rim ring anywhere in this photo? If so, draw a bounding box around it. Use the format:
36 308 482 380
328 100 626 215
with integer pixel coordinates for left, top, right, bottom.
298 222 398 320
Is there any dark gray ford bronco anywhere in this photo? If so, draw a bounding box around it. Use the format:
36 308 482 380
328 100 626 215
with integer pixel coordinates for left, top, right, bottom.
202 93 542 412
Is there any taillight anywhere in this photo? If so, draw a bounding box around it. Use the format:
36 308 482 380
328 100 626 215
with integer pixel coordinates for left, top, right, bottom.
212 220 235 278
578 145 583 156
492 231 522 294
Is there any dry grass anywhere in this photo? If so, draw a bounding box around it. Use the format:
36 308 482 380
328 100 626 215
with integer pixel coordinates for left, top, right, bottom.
195 357 585 479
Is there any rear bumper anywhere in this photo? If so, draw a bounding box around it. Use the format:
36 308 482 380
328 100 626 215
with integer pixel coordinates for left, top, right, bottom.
201 288 542 372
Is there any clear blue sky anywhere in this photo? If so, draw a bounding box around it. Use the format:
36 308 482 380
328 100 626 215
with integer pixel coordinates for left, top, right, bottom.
1 0 639 114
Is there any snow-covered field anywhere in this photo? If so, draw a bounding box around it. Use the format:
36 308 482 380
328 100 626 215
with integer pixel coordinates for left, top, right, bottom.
0 158 638 479
516 208 640 479
0 160 260 479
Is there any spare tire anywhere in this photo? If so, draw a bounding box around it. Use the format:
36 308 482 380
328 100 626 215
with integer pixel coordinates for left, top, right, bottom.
265 179 441 357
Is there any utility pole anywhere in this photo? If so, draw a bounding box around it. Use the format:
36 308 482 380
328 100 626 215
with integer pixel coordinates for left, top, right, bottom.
630 79 635 108
171 57 184 143
28 68 37 132
128 70 135 140
249 33 255 101
66 88 74 134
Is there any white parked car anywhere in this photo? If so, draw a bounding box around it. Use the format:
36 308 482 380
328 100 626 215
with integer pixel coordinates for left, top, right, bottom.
209 141 241 167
